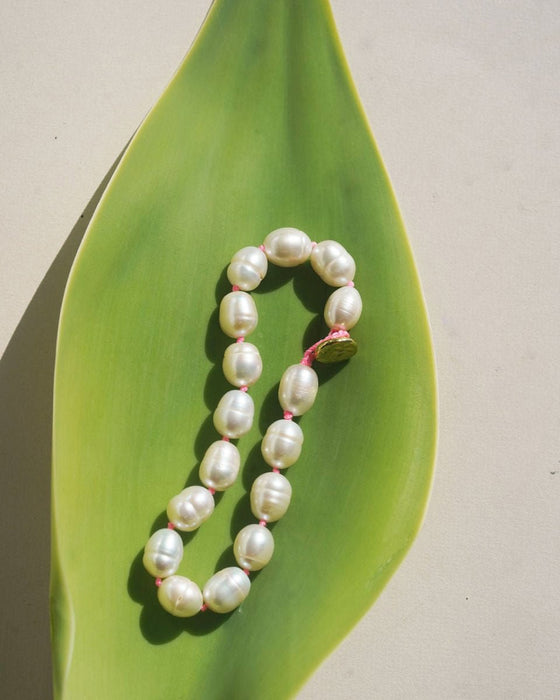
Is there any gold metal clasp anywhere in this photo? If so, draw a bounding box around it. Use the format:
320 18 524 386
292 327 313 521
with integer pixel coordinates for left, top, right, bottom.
314 336 358 363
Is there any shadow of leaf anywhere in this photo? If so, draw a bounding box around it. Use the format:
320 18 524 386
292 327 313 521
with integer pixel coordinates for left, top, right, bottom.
0 150 125 698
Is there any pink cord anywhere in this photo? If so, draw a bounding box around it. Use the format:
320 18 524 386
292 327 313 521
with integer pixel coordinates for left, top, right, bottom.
236 336 245 343
208 487 216 495
232 285 240 291
222 435 230 442
259 244 265 251
259 519 267 527
167 522 175 529
240 385 248 392
283 410 293 420
155 578 162 587
272 467 280 473
200 604 208 612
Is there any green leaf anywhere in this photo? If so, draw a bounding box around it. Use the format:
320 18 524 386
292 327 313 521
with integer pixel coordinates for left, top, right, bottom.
51 1 436 698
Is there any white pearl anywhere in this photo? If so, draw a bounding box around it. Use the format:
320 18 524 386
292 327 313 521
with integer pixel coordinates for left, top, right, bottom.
203 567 251 613
234 524 274 571
219 291 258 338
167 486 215 531
261 419 303 469
143 528 183 578
310 240 356 286
213 389 254 438
222 342 262 387
251 472 292 522
278 364 319 416
199 440 240 491
324 286 363 330
263 227 312 267
157 575 203 617
227 246 268 291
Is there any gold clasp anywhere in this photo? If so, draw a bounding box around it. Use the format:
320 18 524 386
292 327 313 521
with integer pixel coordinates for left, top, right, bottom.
314 336 358 363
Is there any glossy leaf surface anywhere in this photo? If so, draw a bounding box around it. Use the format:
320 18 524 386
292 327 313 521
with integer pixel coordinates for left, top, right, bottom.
52 1 436 697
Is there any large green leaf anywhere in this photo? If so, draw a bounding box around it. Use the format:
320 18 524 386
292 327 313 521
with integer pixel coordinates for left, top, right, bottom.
51 1 436 697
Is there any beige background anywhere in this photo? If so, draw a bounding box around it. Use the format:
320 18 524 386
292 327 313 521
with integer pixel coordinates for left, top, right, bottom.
1 1 558 698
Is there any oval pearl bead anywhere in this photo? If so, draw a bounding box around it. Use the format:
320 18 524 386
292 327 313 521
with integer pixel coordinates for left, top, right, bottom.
310 240 356 286
203 567 251 613
227 246 268 291
199 440 240 491
157 575 203 617
213 389 254 438
324 286 363 330
219 291 258 338
143 528 183 578
234 524 274 571
278 364 319 416
251 472 292 522
167 485 215 531
263 227 312 267
222 342 262 387
261 419 304 469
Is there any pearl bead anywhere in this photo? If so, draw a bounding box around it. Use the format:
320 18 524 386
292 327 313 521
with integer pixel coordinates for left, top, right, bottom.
203 567 251 613
219 291 258 338
213 389 254 438
263 227 312 267
234 524 274 571
157 575 203 617
167 485 215 531
324 286 363 330
261 419 303 469
251 472 292 522
278 364 318 415
227 246 268 291
143 528 183 578
222 341 262 387
199 440 240 491
310 240 356 286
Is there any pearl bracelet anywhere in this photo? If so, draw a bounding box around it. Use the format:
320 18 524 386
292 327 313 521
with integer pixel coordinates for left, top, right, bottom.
142 227 362 616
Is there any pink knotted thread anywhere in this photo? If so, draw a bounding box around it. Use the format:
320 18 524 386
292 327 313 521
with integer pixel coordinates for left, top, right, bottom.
222 435 230 442
259 519 267 527
167 522 175 530
236 336 245 343
155 578 162 587
208 487 216 496
232 284 240 291
240 385 248 392
283 410 293 420
200 604 208 612
301 329 350 366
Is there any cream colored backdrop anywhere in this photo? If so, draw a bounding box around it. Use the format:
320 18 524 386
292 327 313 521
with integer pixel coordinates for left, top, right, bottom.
1 1 558 698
